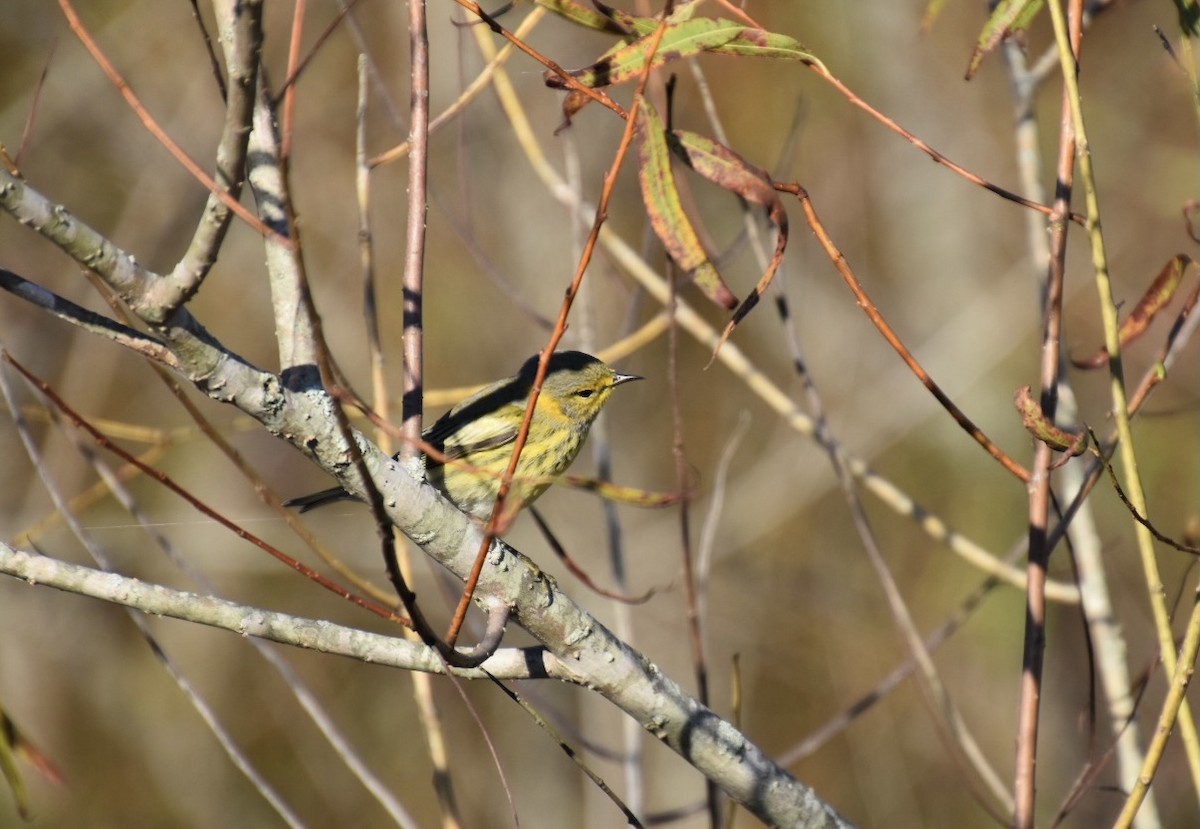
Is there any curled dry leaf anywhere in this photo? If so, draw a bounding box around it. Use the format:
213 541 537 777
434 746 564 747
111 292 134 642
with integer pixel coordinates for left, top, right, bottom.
1073 254 1193 369
1014 385 1088 458
668 131 790 357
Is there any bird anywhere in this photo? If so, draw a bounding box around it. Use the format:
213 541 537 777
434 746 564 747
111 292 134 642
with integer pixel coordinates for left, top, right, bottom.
284 350 641 522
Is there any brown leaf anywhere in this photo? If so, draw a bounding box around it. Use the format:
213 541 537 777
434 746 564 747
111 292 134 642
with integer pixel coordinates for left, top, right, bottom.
1014 386 1088 456
1073 255 1193 368
669 131 788 356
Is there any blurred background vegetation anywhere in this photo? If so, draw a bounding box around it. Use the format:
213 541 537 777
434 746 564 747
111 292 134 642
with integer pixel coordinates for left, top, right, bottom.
1 1 1198 827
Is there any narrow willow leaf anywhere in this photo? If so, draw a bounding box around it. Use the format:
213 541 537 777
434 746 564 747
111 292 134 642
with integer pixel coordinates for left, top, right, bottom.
564 474 687 507
670 131 778 206
965 0 1045 79
633 96 737 309
589 0 699 35
1074 254 1194 368
670 131 789 355
590 0 657 35
1176 0 1200 37
709 27 819 64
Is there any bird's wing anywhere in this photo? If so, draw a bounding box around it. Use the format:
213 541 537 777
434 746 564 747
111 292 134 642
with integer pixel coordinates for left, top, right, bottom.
426 404 521 463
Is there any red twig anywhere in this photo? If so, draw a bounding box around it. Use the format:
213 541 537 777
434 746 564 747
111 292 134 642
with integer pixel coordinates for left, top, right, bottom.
281 0 306 160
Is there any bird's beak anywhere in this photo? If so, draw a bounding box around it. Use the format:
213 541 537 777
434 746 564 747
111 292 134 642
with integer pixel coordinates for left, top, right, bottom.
612 372 642 387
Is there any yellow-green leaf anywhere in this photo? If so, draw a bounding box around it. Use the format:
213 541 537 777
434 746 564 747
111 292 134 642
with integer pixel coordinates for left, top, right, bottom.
708 27 819 64
589 0 699 35
549 17 744 89
966 0 1045 79
633 96 737 309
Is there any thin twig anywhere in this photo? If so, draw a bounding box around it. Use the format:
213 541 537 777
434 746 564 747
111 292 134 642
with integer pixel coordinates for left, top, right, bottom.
56 0 284 247
0 363 307 829
400 0 428 466
444 5 676 646
777 182 1031 483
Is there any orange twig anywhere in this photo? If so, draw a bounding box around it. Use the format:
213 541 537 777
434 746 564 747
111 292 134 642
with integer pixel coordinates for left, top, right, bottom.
443 4 671 646
780 182 1031 483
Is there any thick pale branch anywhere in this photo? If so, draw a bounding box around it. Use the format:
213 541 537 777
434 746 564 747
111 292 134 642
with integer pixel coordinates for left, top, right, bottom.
154 0 264 317
0 543 546 680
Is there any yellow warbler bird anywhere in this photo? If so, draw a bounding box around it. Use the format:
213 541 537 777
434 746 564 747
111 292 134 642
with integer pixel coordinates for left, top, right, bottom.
285 351 641 521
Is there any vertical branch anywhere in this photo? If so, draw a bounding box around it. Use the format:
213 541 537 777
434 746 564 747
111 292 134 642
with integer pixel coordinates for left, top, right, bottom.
1048 0 1200 807
366 41 464 829
357 56 388 446
1012 8 1078 824
401 0 429 463
1001 21 1161 829
1115 580 1200 827
666 260 716 826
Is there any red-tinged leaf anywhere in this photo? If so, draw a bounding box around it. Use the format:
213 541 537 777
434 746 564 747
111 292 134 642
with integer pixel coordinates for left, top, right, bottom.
708 27 820 64
669 130 777 207
965 0 1045 79
1073 255 1194 369
547 17 743 89
669 131 789 357
1014 386 1088 457
633 96 737 309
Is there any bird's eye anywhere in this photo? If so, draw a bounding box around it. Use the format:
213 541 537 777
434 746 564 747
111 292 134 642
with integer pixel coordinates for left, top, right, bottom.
575 389 595 398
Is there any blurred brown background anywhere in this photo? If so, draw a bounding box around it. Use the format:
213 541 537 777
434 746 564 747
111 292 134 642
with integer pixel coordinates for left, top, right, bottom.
1 1 1198 827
